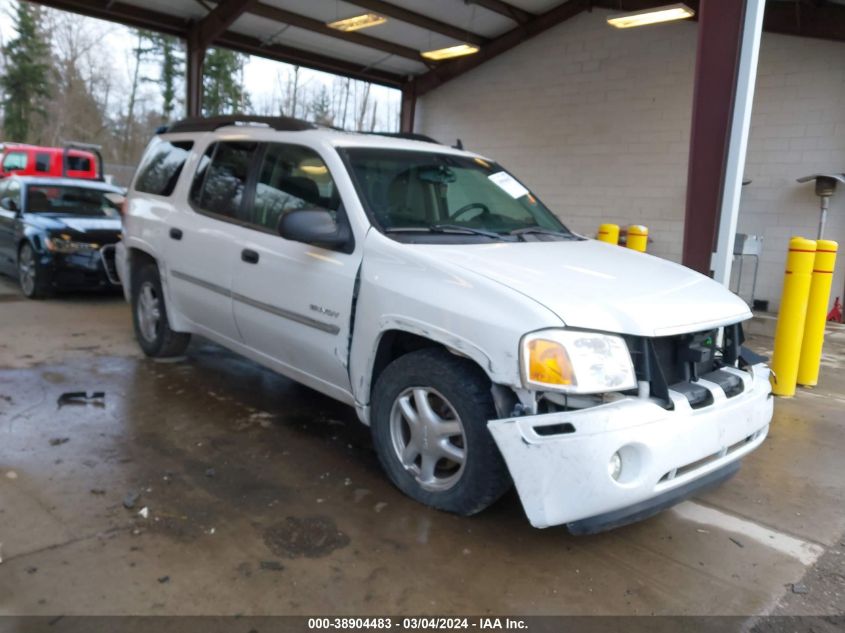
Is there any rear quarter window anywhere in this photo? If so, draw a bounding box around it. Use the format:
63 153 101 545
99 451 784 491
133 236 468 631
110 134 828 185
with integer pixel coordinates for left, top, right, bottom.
134 139 195 196
66 155 92 172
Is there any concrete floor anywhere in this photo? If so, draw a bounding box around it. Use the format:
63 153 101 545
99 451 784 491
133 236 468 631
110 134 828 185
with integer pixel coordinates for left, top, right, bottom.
1 276 844 619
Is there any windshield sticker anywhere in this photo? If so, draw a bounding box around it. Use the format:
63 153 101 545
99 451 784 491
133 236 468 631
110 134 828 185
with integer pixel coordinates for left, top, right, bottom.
488 171 529 199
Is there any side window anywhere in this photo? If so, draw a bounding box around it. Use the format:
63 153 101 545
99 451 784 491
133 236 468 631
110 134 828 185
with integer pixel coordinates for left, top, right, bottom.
66 155 92 172
34 152 52 173
135 139 194 196
189 141 256 219
250 143 339 232
3 152 27 172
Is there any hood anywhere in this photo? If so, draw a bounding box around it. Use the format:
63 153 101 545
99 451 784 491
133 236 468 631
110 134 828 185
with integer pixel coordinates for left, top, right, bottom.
413 239 751 337
25 213 122 236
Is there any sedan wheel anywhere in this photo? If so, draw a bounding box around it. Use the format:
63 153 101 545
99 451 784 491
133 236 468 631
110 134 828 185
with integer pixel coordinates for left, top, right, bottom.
18 243 40 298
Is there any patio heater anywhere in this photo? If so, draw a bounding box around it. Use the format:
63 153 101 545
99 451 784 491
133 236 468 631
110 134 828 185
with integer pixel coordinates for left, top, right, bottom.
796 173 845 239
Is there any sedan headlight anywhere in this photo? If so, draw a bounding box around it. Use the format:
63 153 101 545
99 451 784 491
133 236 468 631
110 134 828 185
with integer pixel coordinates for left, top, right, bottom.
520 329 637 394
45 235 99 253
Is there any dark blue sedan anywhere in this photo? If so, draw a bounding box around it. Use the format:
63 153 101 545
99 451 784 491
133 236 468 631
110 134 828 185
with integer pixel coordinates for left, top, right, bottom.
0 176 125 298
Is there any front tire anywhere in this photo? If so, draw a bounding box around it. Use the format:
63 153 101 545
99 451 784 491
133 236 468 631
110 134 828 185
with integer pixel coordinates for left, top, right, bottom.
370 348 512 516
131 262 190 358
18 242 49 299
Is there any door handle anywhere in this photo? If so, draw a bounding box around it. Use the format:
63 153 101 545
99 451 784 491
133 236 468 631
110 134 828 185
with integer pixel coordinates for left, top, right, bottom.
241 249 259 264
169 228 183 240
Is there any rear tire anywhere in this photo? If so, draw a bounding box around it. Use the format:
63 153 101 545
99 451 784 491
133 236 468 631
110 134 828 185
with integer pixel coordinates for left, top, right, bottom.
131 262 190 358
370 348 512 516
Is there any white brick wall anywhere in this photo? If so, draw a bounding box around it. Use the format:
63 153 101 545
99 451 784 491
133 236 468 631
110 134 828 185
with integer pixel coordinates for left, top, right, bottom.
417 9 845 312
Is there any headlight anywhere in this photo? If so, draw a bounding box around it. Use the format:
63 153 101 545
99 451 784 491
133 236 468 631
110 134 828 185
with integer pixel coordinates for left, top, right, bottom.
520 329 637 394
45 235 99 253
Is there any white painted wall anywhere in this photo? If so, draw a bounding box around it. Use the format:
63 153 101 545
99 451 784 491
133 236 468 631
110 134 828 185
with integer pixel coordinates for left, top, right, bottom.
417 8 845 312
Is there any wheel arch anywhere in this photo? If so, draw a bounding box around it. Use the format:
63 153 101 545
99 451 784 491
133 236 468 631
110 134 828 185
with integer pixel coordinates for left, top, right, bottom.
356 323 518 424
126 245 189 333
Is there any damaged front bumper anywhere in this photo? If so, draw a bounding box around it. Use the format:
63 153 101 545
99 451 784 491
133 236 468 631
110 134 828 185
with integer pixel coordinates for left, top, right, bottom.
488 364 773 531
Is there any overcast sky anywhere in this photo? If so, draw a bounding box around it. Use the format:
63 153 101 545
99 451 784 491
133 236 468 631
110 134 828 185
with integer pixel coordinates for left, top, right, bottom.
0 1 401 127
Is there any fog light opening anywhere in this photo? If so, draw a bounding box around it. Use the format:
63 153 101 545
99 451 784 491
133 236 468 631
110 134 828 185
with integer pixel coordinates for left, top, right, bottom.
609 451 623 481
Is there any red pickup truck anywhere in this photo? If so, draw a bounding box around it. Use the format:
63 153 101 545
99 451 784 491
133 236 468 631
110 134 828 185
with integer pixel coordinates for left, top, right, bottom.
0 143 102 180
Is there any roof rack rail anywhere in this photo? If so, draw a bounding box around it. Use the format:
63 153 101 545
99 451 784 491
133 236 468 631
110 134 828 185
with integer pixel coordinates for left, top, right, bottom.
163 115 317 134
365 132 441 144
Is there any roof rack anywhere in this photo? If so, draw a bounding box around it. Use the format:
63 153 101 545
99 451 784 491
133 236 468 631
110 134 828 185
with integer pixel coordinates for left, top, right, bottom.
162 115 317 134
61 141 105 181
365 132 441 144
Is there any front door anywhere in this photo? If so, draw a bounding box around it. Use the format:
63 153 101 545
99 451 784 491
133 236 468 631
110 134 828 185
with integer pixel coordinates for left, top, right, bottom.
231 142 362 400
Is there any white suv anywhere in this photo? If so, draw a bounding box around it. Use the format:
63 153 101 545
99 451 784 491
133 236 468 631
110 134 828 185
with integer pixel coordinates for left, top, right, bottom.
117 116 773 532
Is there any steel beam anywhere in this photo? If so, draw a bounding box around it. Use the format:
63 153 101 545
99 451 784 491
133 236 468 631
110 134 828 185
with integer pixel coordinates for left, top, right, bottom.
681 0 747 275
711 0 766 287
216 31 405 88
186 36 205 117
192 0 258 49
414 0 588 96
345 0 487 46
400 83 416 133
465 0 533 24
28 0 406 88
250 3 423 62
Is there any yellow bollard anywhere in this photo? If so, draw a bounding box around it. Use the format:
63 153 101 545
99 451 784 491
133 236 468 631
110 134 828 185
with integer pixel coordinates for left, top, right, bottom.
770 236 817 397
797 240 838 387
597 223 620 245
626 225 648 252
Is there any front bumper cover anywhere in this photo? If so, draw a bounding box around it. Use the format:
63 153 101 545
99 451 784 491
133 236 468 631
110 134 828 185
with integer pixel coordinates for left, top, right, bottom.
488 364 773 530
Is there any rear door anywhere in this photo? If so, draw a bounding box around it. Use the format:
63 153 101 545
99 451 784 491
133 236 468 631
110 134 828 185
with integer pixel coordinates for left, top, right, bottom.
230 141 362 398
163 139 256 344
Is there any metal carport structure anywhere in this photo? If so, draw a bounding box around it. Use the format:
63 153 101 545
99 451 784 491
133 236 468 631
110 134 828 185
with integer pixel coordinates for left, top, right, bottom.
25 0 845 276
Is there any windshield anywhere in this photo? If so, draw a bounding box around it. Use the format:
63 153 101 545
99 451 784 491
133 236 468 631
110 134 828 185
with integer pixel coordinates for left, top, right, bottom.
25 185 120 217
342 148 572 240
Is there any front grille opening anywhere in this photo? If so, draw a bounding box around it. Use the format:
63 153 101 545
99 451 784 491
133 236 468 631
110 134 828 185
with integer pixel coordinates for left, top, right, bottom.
670 381 715 409
533 422 576 436
659 432 759 483
701 369 745 399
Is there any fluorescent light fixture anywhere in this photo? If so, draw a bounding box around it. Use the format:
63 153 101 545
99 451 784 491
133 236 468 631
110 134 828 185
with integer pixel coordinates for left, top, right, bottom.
326 13 386 32
421 43 480 61
607 3 694 29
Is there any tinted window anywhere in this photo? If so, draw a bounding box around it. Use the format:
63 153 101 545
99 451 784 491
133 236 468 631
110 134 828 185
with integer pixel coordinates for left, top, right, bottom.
3 152 27 172
25 184 119 217
251 144 339 231
190 142 256 219
35 152 52 173
66 155 92 172
135 139 194 196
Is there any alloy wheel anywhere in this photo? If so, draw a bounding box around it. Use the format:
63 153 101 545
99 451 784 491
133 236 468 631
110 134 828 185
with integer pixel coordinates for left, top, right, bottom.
389 387 467 492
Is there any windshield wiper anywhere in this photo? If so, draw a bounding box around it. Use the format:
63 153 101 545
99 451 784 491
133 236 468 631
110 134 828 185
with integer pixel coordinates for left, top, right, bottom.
509 227 578 240
384 225 506 240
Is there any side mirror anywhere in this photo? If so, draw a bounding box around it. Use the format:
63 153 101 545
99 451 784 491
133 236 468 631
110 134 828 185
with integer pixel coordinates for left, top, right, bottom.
0 197 18 212
278 208 350 249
